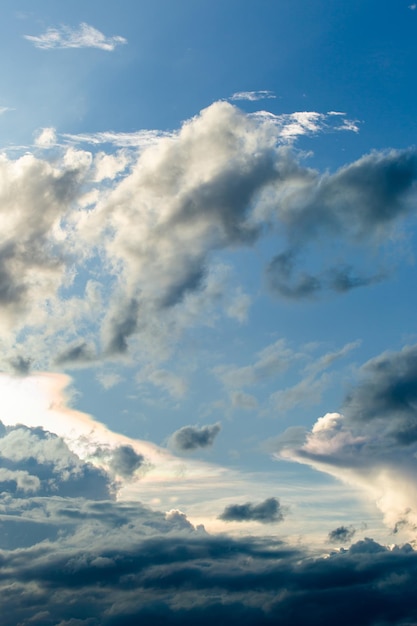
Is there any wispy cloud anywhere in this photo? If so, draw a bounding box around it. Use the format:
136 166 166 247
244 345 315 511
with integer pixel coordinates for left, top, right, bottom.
230 90 276 101
24 22 127 51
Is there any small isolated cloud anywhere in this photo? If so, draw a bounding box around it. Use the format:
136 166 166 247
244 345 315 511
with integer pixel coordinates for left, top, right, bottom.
169 422 221 452
230 90 276 101
328 525 356 544
409 3 416 9
219 497 285 524
24 22 127 51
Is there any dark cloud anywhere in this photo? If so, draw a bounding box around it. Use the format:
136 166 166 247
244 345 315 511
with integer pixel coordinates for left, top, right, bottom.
328 525 356 544
55 342 96 366
219 497 284 524
104 297 140 356
326 265 385 293
267 252 386 300
8 355 32 375
274 343 417 534
169 423 221 452
266 249 321 299
0 531 417 625
0 418 417 626
343 344 417 444
109 445 145 477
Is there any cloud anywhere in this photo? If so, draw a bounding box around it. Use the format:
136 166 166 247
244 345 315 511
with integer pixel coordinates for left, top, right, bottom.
0 409 416 625
24 22 127 51
213 339 299 389
94 444 146 479
274 343 417 539
328 525 356 544
0 422 113 500
0 102 415 371
218 497 285 524
169 423 221 452
230 90 276 101
35 127 57 148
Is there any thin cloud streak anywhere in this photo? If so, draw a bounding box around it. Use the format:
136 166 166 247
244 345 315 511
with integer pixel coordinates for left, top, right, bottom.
24 22 127 51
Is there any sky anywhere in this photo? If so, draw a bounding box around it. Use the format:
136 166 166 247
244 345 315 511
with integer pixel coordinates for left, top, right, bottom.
1 1 417 624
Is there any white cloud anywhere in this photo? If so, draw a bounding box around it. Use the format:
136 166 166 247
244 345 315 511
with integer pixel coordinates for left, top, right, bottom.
34 126 57 148
62 128 171 148
0 101 413 372
24 22 127 51
230 90 276 101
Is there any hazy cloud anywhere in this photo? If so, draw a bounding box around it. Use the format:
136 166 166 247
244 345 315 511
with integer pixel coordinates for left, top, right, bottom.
219 497 285 523
24 22 127 51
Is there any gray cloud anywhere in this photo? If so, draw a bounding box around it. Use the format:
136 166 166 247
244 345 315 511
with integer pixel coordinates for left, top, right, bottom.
267 250 321 299
169 423 221 452
218 497 285 524
267 252 387 300
55 341 96 367
0 423 416 625
103 298 140 356
328 525 356 544
94 444 146 479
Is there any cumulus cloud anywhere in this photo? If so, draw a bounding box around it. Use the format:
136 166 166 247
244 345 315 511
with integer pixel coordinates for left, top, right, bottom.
24 22 127 51
0 421 112 499
275 343 417 539
169 423 221 452
218 497 285 524
0 102 415 371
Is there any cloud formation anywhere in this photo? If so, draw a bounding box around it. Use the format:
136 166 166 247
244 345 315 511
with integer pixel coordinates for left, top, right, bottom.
0 102 415 373
24 22 127 51
169 423 221 452
275 343 417 539
218 497 285 523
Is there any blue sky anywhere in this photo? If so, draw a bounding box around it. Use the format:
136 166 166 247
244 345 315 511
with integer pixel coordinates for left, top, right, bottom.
1 2 417 624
